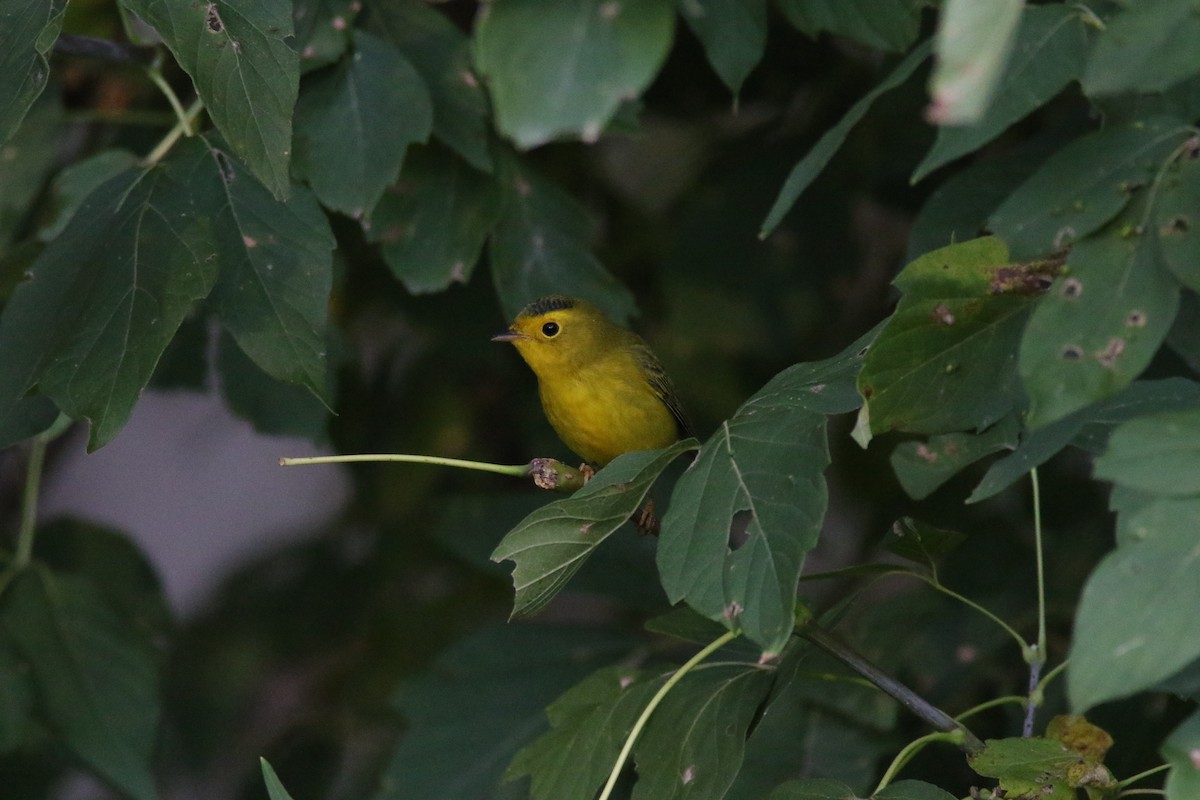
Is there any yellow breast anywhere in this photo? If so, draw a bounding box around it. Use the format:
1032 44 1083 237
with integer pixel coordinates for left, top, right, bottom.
537 351 679 466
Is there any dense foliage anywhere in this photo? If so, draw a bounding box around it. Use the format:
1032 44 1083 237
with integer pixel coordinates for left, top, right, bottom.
2 0 1199 799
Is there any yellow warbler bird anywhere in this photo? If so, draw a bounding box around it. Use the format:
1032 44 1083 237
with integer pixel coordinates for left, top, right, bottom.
492 295 692 467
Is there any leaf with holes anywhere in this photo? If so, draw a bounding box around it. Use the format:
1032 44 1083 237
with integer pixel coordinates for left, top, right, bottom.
2 571 159 800
367 0 492 172
200 135 336 403
491 439 697 618
489 154 636 324
473 0 674 148
1069 496 1200 710
631 663 773 800
914 4 1090 181
0 0 64 145
1018 203 1180 429
678 0 767 95
988 117 1194 259
0 142 219 449
122 0 298 198
856 237 1052 442
293 30 431 219
369 144 501 294
658 325 877 655
659 382 827 654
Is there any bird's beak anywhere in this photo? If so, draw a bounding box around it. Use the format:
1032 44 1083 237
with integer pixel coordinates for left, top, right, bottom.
491 328 527 343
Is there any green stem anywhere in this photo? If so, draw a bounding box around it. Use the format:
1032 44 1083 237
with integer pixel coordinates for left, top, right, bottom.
597 631 738 800
1035 659 1068 697
872 731 961 794
145 58 193 135
1025 467 1048 736
1118 764 1170 789
142 98 204 166
914 573 1029 654
280 453 531 477
954 695 1028 721
14 437 48 569
797 622 985 754
1118 790 1166 797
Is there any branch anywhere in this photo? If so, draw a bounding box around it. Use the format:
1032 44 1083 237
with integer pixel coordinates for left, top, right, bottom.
796 619 986 754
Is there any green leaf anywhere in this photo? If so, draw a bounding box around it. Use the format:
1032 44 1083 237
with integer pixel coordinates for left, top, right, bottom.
890 416 1020 500
489 154 637 324
292 30 432 218
1068 497 1200 710
261 758 297 800
201 136 336 403
1018 205 1180 429
375 624 639 800
927 0 1024 126
369 144 501 294
913 5 1090 181
122 0 299 198
884 518 968 569
988 117 1194 259
631 663 773 800
1155 154 1200 292
0 142 220 449
0 0 64 145
366 0 493 172
1094 407 1200 496
968 378 1200 503
474 0 673 148
856 237 1049 440
508 665 664 800
0 396 59 449
659 378 834 654
1163 712 1200 800
217 330 329 440
0 93 61 255
678 0 767 95
292 0 355 73
1 570 159 800
969 737 1081 800
33 519 172 639
775 0 922 53
0 632 36 753
875 781 959 800
760 41 930 238
37 149 140 242
1082 0 1200 97
766 777 858 800
491 439 697 618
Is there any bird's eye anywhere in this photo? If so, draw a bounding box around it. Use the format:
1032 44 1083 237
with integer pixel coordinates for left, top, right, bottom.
541 321 560 337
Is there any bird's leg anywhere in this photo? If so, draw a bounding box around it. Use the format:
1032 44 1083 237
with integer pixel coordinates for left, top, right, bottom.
579 463 595 482
634 497 660 536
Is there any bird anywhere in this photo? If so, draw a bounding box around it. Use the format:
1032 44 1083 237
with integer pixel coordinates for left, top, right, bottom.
492 295 692 468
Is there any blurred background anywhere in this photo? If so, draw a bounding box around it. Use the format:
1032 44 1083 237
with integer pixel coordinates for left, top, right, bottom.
1 1 1184 798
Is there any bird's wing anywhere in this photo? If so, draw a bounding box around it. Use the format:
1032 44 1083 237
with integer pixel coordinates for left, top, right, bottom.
634 344 694 439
